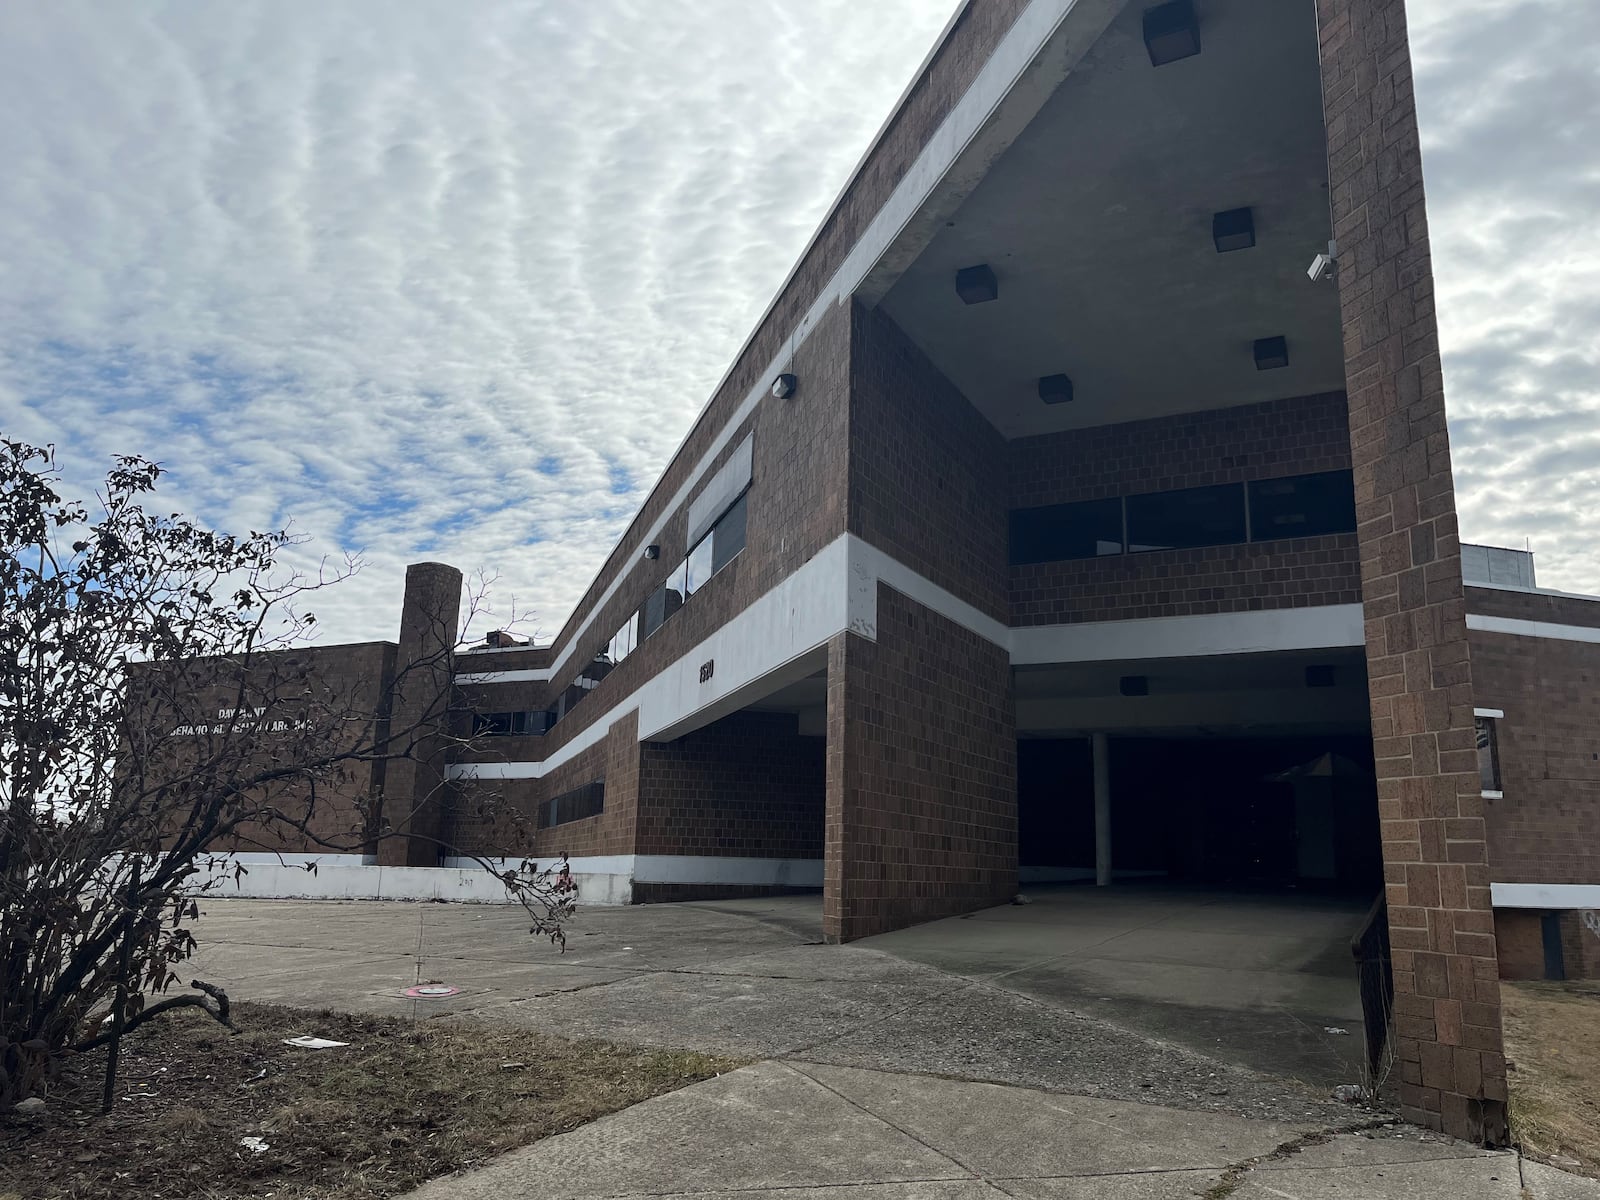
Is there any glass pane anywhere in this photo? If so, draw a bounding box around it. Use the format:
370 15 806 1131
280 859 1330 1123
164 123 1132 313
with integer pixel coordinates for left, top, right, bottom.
1476 717 1501 792
641 587 665 639
1127 483 1246 552
1009 498 1123 565
473 711 514 737
666 559 687 620
1249 470 1357 541
711 491 748 574
684 533 714 596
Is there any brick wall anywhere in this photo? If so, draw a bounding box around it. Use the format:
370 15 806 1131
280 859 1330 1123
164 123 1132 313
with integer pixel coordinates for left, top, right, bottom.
379 563 463 866
198 640 397 855
824 586 1016 942
1560 912 1600 980
1466 585 1600 630
1318 0 1505 1140
1494 911 1600 982
447 711 642 863
848 302 1010 620
636 711 824 860
535 1 1032 675
1491 910 1544 980
496 298 853 761
1009 393 1361 625
1468 624 1600 888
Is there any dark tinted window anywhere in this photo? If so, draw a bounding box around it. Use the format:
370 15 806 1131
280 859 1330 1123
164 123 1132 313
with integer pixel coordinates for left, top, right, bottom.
640 579 684 640
1009 498 1123 565
1249 470 1357 541
711 490 748 573
539 780 604 828
473 710 552 737
1126 483 1246 552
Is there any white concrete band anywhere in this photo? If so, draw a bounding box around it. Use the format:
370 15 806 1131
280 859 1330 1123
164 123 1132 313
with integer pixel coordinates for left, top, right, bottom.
448 534 1367 781
1467 613 1600 646
1491 883 1600 910
1011 605 1365 664
456 668 553 685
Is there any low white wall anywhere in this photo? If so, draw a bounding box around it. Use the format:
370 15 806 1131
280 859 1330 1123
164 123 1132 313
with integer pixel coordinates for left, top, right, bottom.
190 853 823 906
194 854 634 907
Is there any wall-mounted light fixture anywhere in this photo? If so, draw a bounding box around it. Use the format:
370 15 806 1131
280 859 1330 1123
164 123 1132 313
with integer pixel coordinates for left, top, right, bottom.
644 544 660 561
1212 207 1256 253
955 264 999 305
771 373 798 400
1308 239 1338 282
1037 374 1075 404
1253 336 1290 371
1143 0 1200 66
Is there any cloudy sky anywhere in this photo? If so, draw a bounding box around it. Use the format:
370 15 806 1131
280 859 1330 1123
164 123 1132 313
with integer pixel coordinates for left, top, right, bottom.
1 1 1596 644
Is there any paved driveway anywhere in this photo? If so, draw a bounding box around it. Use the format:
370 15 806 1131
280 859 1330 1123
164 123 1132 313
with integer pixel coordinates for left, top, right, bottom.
183 891 1596 1199
862 883 1371 1087
189 883 1367 1092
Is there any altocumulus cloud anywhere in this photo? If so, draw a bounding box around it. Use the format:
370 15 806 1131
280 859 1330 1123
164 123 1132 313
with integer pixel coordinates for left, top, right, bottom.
0 0 955 641
1 2 1596 646
1410 0 1600 593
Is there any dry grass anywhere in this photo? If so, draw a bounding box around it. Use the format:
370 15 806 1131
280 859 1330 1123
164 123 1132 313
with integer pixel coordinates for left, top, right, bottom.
0 1002 742 1199
1502 979 1600 1179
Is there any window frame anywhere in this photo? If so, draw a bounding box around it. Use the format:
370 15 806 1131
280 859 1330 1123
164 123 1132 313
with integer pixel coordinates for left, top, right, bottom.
1475 708 1504 796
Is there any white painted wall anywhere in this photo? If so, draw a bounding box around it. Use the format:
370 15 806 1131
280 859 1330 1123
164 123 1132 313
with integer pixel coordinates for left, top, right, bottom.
189 853 824 905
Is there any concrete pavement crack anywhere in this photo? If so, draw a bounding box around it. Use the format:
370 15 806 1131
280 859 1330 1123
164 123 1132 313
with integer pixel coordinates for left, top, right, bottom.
780 1061 997 1189
1191 1119 1396 1198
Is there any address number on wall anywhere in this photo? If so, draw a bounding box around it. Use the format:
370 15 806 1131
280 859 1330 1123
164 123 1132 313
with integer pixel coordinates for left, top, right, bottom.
699 659 715 683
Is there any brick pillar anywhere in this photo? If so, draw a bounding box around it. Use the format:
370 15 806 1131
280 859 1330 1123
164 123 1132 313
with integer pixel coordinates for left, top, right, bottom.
823 587 1016 943
1316 0 1506 1141
377 562 463 868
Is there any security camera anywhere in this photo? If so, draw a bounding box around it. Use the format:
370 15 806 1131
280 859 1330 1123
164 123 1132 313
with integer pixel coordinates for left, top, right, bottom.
1307 239 1337 282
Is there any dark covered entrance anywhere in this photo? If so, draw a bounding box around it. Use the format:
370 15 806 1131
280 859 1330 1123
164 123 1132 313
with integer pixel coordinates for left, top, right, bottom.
1019 734 1382 893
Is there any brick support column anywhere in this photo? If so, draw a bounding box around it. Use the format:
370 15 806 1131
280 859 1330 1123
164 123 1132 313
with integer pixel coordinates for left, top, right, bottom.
823 587 1017 943
378 562 463 867
1316 0 1506 1140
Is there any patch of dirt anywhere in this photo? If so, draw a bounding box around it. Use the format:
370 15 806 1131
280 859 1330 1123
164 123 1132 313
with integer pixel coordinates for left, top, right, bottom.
0 1002 742 1199
1503 979 1600 1179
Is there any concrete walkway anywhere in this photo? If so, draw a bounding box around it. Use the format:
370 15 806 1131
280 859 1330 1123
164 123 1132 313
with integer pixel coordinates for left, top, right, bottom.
183 894 1598 1199
401 1060 1577 1199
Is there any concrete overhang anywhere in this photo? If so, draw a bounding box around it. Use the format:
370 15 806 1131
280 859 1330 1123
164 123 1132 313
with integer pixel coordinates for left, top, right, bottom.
861 0 1344 439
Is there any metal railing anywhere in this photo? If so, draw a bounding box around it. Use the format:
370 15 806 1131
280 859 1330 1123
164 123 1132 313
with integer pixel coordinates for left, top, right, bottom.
1350 891 1393 1079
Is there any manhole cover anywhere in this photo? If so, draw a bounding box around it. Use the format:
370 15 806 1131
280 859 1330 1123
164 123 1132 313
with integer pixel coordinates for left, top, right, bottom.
404 984 461 999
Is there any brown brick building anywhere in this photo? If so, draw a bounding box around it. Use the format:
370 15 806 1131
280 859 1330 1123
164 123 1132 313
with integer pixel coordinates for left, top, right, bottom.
185 0 1600 1140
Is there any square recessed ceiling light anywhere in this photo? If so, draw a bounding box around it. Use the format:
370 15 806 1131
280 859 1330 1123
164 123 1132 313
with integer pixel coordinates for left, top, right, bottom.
1213 207 1256 253
1037 374 1074 404
955 264 999 305
1254 336 1289 371
1143 0 1201 66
